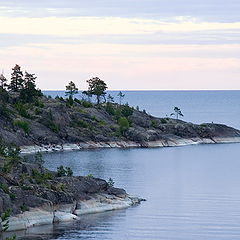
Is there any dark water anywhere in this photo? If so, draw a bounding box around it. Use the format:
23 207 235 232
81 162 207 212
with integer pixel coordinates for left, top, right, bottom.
41 143 240 240
44 90 240 129
37 90 240 240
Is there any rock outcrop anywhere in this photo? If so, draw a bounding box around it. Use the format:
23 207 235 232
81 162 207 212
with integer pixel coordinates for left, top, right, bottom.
0 160 142 232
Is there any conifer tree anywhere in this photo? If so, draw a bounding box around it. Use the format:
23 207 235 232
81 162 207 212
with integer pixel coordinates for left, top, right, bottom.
117 91 125 105
171 107 184 120
20 71 40 102
65 81 78 99
107 94 114 103
8 64 24 92
86 77 107 104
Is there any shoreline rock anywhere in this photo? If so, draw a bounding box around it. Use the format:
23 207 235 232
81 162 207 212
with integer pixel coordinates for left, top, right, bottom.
4 194 141 232
20 137 240 155
0 161 143 233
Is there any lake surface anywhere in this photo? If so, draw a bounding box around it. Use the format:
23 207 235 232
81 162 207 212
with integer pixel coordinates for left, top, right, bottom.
43 143 240 240
39 90 240 240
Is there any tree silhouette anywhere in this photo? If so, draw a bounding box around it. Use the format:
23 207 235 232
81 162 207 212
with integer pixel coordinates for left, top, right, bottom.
117 91 125 105
107 94 114 103
8 64 24 92
65 81 78 99
171 107 184 120
86 77 107 104
20 71 41 102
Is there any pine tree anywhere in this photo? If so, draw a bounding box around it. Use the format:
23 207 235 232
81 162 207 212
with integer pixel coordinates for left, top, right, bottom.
107 94 114 103
86 77 107 104
0 73 8 89
65 81 78 99
170 107 184 120
20 71 40 102
24 71 37 91
117 91 125 105
8 64 24 92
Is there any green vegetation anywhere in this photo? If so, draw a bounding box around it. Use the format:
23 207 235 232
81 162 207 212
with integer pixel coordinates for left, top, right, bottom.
57 165 73 177
5 236 17 240
34 151 45 167
0 101 10 118
107 94 114 103
71 119 89 128
1 209 17 239
107 178 115 187
118 117 130 134
8 64 24 92
160 118 168 124
13 119 30 134
20 204 29 212
65 81 78 100
151 120 158 128
117 91 125 105
0 138 21 174
82 100 93 108
0 183 15 200
32 169 53 184
105 102 115 115
86 77 108 104
14 102 30 118
1 208 12 231
51 183 66 192
121 103 133 118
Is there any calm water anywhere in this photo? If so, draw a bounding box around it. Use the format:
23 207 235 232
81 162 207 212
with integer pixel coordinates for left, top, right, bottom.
44 90 240 129
38 91 240 240
43 143 240 240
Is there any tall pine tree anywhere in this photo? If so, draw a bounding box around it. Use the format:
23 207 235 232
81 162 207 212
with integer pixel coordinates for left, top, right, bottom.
20 71 40 102
8 64 24 92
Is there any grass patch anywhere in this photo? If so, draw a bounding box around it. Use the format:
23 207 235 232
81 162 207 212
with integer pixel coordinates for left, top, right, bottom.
13 119 30 134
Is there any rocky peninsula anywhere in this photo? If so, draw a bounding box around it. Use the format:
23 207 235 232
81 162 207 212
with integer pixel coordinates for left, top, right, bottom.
0 157 141 235
0 95 239 154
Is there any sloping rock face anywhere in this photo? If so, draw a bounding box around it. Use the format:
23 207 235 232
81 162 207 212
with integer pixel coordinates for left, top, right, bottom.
0 96 239 149
0 160 140 232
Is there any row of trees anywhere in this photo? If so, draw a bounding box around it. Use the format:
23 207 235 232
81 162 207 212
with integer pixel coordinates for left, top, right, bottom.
65 78 125 105
0 64 41 102
0 64 125 106
0 65 184 120
65 80 184 119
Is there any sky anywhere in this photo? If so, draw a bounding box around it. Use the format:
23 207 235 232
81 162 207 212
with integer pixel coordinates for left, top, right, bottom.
0 0 240 90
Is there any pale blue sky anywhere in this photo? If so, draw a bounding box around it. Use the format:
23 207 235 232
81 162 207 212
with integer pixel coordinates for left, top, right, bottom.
0 0 239 90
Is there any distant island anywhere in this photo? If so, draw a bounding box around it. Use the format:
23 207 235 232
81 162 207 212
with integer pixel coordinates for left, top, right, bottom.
0 65 239 237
